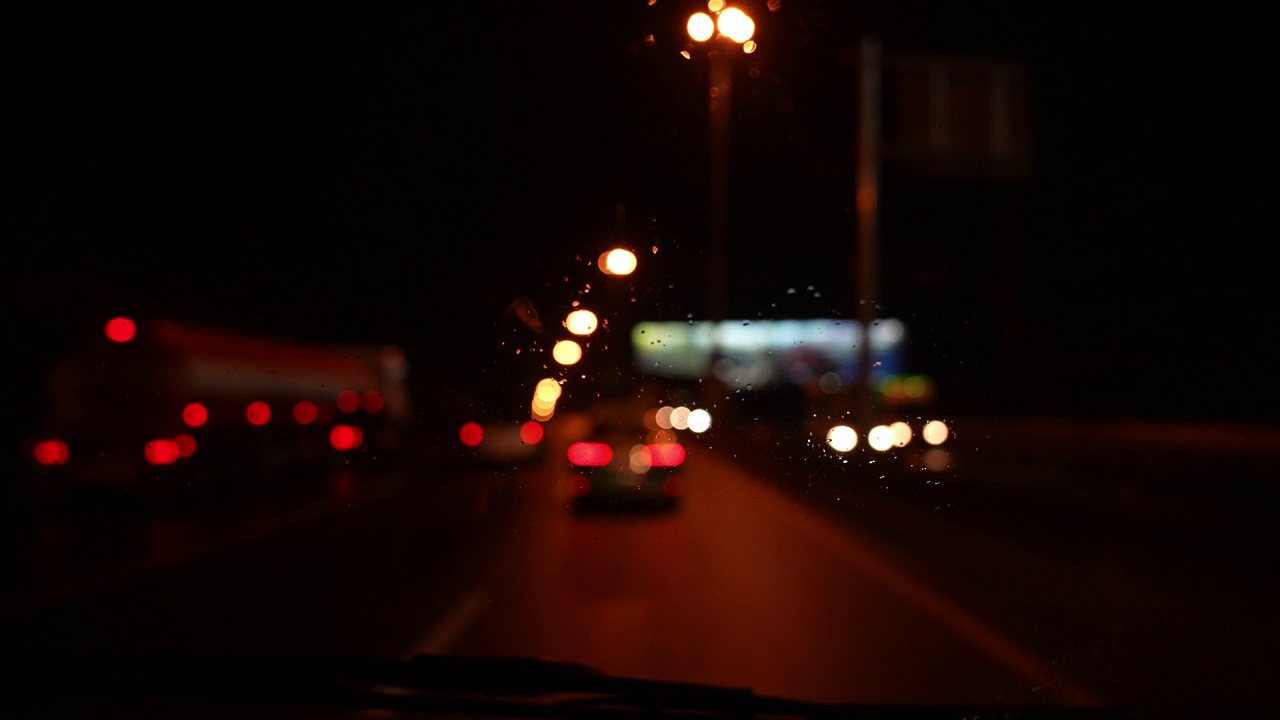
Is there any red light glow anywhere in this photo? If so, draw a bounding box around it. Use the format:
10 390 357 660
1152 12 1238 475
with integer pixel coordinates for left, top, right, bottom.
329 424 364 451
33 440 70 466
105 317 136 343
174 433 197 458
361 390 384 414
519 421 544 445
567 442 613 467
183 402 208 428
246 401 271 425
647 443 686 467
145 439 180 465
459 422 484 447
293 401 318 425
336 390 361 413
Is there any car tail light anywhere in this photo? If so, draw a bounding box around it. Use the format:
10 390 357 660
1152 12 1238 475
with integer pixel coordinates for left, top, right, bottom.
567 442 613 466
646 443 686 467
459 422 484 447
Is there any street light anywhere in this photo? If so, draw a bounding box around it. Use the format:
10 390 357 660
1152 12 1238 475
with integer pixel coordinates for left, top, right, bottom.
685 2 756 321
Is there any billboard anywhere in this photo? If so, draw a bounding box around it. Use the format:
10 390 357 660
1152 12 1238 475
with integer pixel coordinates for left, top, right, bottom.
631 319 906 391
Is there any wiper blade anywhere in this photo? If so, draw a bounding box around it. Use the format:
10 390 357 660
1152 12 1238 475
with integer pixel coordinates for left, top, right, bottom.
7 652 1141 719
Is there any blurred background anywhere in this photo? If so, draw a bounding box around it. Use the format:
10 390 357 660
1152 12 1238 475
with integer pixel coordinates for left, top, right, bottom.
1 2 1272 719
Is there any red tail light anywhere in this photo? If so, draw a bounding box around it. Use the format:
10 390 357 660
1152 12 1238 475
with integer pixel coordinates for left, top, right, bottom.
34 440 70 466
567 442 613 466
145 439 180 465
519 421 544 444
459 422 484 447
646 443 686 467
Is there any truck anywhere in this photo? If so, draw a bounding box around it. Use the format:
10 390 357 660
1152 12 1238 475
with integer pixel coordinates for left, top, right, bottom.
25 316 412 505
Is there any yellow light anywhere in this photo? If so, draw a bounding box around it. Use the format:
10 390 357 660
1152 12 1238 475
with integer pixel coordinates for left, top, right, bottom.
603 248 637 276
687 12 715 42
890 421 912 447
707 0 725 14
717 8 754 43
552 340 582 366
923 420 949 445
868 425 894 452
534 378 562 403
565 309 598 336
826 425 857 452
531 401 555 422
687 408 712 433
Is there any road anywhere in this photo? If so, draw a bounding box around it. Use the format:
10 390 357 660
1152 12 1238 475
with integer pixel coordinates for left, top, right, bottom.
1 415 1274 718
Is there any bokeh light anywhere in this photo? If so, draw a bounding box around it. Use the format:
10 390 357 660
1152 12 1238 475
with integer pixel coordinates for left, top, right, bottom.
183 402 208 428
33 440 69 466
246 401 271 426
459 422 484 447
603 249 637 276
519 420 544 445
535 378 562 403
890 421 912 447
687 408 712 433
552 340 582 366
923 420 950 445
330 424 364 451
336 390 361 413
717 7 754 43
105 317 136 343
174 433 197 458
144 439 180 465
361 390 384 414
565 309 598 336
826 425 858 452
670 406 691 430
868 425 895 452
293 401 318 425
687 12 714 42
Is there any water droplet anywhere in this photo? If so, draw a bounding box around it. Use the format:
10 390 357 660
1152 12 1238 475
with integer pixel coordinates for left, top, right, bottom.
787 288 796 294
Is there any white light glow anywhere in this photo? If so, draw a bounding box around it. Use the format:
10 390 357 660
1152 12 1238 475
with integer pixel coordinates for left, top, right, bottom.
826 425 857 452
923 420 950 445
687 408 712 433
868 425 895 452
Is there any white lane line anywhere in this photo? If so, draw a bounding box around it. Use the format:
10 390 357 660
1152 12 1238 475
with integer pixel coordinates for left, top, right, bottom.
406 588 491 658
697 452 1099 705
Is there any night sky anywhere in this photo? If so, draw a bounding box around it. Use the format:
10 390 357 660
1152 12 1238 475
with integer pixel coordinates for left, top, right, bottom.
5 2 1268 423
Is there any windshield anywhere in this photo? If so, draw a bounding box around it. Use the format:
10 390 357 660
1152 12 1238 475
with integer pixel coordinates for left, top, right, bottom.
4 4 1266 720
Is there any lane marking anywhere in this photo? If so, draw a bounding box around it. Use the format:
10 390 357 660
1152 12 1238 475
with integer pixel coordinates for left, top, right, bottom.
406 588 491 658
697 452 1099 705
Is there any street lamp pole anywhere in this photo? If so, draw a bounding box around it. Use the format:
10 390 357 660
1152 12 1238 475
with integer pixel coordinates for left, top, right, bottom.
707 41 731 323
687 4 755 323
853 35 882 428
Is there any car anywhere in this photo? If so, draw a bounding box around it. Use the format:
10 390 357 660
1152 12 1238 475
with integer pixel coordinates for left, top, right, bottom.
457 416 546 465
563 400 689 511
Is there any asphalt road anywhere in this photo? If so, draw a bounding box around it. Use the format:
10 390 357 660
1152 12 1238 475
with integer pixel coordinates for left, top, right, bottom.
2 414 1274 718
